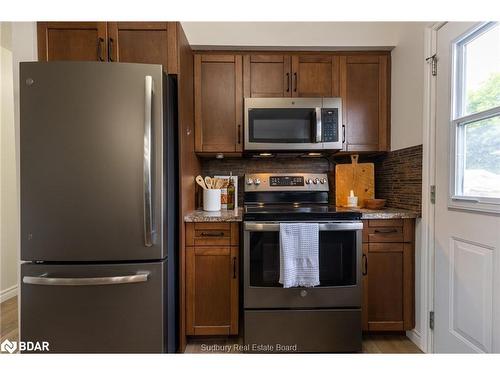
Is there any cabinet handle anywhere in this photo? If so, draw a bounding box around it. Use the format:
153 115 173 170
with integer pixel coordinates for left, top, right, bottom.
286 73 290 92
362 254 368 276
293 72 297 92
374 228 398 234
232 257 237 279
237 124 241 144
97 37 105 62
200 231 225 237
342 124 346 144
108 37 114 62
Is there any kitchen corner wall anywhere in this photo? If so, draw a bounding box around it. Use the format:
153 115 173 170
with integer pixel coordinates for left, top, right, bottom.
374 145 423 213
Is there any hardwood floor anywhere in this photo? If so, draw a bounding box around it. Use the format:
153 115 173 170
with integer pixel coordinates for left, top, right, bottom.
0 297 422 354
0 297 19 350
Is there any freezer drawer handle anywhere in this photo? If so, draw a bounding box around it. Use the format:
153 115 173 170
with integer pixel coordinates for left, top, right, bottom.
22 272 149 286
144 75 154 247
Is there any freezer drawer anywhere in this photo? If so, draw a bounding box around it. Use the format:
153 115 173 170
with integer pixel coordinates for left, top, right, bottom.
21 261 167 353
244 309 361 353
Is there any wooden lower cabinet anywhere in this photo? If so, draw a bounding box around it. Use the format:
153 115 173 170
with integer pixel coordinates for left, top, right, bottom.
362 219 415 331
185 223 239 336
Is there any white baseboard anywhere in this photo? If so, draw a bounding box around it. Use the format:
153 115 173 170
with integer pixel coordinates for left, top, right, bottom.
0 284 18 303
407 329 425 352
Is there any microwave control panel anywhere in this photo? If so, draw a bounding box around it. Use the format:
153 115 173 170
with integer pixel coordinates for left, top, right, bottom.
321 108 339 142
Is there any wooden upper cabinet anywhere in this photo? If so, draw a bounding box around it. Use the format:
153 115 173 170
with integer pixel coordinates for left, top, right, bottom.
340 55 390 152
244 55 291 97
37 22 179 73
194 54 243 153
243 54 340 98
107 22 177 73
37 22 108 62
291 55 340 97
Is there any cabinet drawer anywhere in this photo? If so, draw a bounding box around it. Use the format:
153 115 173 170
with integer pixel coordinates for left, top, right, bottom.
367 227 404 243
193 226 231 246
186 222 239 246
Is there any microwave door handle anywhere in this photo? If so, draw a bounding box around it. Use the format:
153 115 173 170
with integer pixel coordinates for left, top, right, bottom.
315 107 322 143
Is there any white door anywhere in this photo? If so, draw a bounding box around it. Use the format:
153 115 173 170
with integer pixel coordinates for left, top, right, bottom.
434 22 500 353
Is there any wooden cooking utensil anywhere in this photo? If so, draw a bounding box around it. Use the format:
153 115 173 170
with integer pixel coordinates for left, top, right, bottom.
204 176 213 189
214 178 224 189
195 175 207 190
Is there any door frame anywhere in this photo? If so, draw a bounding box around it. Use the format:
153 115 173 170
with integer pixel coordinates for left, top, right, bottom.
421 22 446 354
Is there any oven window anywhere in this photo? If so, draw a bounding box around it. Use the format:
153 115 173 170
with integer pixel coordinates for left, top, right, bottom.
249 230 357 287
248 108 314 143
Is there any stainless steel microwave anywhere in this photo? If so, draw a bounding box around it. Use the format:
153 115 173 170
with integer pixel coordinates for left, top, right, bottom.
244 97 343 152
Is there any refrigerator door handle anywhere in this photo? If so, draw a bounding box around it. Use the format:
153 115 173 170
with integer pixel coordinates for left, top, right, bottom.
23 272 150 286
144 75 154 247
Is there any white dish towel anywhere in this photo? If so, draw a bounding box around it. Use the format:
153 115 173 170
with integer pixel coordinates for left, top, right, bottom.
279 223 320 288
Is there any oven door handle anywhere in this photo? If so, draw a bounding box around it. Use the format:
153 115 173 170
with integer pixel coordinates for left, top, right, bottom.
244 222 363 231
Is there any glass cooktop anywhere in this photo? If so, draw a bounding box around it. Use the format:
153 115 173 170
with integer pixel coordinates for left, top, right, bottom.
244 204 362 221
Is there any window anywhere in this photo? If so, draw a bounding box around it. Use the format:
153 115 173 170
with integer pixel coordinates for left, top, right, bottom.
451 22 500 212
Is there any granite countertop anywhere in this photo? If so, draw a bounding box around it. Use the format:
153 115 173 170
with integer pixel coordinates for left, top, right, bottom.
184 207 418 222
184 207 243 222
335 207 420 219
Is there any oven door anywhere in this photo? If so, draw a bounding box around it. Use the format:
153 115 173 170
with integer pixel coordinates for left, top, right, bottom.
244 221 363 309
244 98 323 151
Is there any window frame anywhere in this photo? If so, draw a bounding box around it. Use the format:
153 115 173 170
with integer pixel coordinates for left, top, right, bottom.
449 21 500 214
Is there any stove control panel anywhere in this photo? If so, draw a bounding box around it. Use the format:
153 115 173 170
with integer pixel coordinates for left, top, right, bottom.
270 176 304 187
244 173 329 192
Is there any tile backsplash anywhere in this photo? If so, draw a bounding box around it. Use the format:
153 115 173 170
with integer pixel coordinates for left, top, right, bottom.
373 145 423 213
200 156 333 205
199 145 423 213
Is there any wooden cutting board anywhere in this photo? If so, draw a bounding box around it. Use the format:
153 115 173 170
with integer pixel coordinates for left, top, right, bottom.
335 155 374 208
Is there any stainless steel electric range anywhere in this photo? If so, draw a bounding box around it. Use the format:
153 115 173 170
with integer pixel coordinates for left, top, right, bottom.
243 173 363 353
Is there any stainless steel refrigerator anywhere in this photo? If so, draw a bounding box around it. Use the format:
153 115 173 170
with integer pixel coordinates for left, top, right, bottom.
19 62 178 353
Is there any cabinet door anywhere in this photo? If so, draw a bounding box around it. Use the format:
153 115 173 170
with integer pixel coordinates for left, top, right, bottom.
194 54 243 153
107 22 176 73
291 55 339 97
186 246 239 335
363 242 414 331
37 22 108 62
366 243 404 331
340 55 389 152
243 55 291 97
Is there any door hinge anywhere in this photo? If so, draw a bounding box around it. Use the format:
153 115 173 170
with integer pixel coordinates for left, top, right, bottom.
430 185 436 204
426 54 437 76
429 311 435 330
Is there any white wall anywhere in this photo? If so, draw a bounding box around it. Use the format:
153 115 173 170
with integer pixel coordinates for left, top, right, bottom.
0 22 37 303
1 22 18 302
391 23 427 150
181 22 400 49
